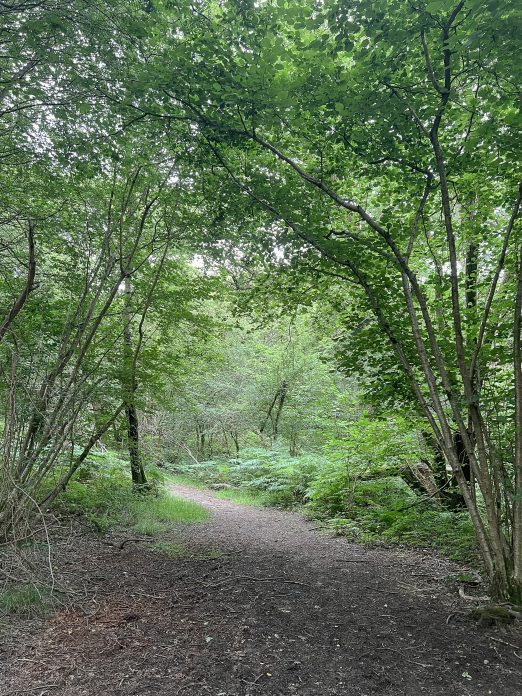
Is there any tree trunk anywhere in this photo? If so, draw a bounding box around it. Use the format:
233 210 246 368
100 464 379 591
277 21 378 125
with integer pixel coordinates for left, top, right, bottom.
230 431 240 453
512 242 522 602
272 380 288 441
0 219 36 344
123 276 147 489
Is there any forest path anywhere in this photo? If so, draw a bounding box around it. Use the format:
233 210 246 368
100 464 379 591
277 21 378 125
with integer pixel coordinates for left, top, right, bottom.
2 484 521 696
162 484 522 696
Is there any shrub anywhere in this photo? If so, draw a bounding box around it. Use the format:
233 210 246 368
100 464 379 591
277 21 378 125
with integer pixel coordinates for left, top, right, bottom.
173 448 324 508
314 477 477 563
51 460 131 532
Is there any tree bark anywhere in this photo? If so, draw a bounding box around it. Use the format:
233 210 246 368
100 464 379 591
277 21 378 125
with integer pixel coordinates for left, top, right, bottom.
272 380 288 440
123 276 147 489
512 242 522 602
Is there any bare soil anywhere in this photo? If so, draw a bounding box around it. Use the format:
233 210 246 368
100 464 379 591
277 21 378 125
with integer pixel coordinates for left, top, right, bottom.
1 483 521 696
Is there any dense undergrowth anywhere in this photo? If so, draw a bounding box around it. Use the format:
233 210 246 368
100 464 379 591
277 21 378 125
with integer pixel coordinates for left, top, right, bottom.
171 448 477 564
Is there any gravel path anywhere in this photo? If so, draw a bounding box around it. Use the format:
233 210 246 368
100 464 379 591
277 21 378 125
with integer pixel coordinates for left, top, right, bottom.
1 484 521 696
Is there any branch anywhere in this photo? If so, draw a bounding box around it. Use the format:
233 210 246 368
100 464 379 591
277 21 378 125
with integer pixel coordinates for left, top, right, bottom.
421 30 445 95
0 219 35 343
407 174 433 258
38 402 126 508
470 182 522 380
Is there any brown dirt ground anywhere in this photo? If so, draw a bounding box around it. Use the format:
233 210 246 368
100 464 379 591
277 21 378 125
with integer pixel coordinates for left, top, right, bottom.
1 483 521 696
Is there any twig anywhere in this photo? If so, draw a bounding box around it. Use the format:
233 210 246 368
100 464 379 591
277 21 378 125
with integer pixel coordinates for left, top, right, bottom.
458 586 489 602
118 538 154 550
488 636 522 650
240 674 265 686
336 559 369 563
380 645 432 668
235 575 310 586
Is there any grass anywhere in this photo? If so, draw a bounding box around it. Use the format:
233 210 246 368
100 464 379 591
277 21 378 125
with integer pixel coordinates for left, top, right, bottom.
132 519 169 536
134 494 209 522
165 470 269 507
49 453 209 536
214 488 269 506
164 472 207 489
153 540 189 557
0 585 51 617
128 493 209 536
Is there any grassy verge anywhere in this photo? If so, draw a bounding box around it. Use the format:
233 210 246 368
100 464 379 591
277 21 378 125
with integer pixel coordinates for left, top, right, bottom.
129 494 208 535
166 471 269 507
164 472 207 489
214 488 270 506
48 453 209 535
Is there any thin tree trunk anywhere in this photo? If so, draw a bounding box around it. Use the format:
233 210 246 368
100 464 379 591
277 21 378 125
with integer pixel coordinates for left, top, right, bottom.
123 276 147 489
260 389 281 434
230 431 240 453
0 220 36 344
512 242 522 601
272 380 288 440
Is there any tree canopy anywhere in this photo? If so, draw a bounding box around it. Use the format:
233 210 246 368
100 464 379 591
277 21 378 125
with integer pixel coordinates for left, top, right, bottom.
1 0 521 601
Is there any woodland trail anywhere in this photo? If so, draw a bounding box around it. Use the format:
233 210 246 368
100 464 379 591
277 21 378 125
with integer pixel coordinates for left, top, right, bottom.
2 484 522 696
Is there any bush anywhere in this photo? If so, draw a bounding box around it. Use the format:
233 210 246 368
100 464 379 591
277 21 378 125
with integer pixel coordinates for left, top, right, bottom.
310 476 476 563
51 456 132 532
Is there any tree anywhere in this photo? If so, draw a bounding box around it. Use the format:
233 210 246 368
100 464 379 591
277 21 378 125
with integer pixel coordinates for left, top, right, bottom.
0 153 185 536
134 0 522 600
155 308 350 460
0 0 204 530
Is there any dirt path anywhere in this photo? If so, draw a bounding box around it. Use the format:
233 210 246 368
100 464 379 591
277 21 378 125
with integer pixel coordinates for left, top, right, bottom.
2 485 521 696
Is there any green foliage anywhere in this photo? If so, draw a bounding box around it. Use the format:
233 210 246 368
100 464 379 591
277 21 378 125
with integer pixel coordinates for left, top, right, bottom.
51 450 207 534
131 518 168 536
214 489 269 506
2 0 516 595
52 453 133 532
313 477 476 563
153 541 189 557
129 494 209 534
323 415 427 474
171 460 231 486
165 473 207 489
156 314 351 461
174 447 324 507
